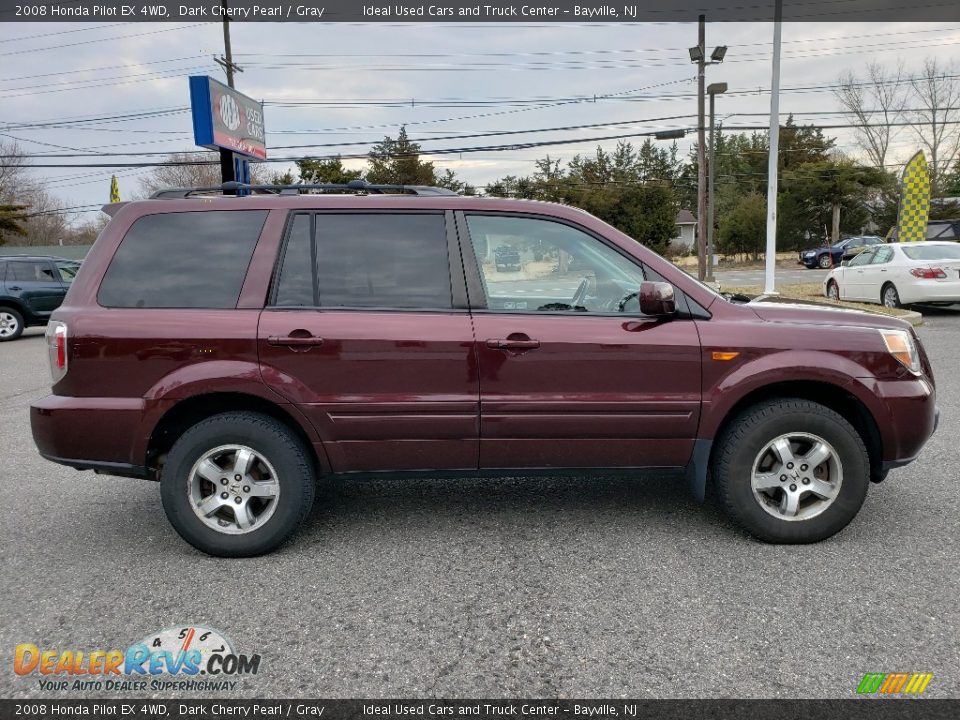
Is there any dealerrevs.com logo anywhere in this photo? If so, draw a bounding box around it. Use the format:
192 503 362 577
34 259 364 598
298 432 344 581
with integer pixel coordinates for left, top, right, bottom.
14 626 260 692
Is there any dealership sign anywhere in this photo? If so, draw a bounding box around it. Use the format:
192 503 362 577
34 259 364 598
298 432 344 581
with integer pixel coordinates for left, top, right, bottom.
189 76 267 160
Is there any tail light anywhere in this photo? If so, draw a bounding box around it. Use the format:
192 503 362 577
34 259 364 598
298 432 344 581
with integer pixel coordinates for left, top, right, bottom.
46 321 68 383
909 267 947 279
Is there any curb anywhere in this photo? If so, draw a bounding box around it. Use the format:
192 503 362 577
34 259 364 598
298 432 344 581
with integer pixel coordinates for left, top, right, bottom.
752 295 924 326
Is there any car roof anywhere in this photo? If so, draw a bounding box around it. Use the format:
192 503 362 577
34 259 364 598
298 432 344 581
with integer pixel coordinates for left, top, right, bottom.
0 254 72 261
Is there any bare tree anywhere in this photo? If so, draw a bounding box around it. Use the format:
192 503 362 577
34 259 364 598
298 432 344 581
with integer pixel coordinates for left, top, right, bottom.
909 58 960 196
137 152 268 196
834 61 908 169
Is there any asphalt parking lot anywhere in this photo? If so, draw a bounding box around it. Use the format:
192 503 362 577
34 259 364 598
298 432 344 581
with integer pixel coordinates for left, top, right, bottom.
2 309 959 700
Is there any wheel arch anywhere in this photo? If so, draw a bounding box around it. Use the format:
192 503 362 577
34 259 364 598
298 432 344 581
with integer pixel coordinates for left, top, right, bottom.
709 380 884 486
145 392 329 478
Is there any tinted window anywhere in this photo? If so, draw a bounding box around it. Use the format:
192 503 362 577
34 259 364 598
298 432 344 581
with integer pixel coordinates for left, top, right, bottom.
274 214 314 307
8 261 58 283
273 213 451 309
98 210 267 308
465 214 645 313
56 260 81 283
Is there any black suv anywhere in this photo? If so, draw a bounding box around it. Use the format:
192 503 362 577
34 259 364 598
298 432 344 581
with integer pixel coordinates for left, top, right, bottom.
0 255 79 341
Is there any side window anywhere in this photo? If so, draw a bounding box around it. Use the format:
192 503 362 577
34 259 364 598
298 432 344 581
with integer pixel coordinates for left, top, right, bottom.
848 249 874 267
464 214 645 313
872 247 894 264
8 261 57 282
56 261 81 283
98 210 267 309
274 214 314 307
271 213 451 310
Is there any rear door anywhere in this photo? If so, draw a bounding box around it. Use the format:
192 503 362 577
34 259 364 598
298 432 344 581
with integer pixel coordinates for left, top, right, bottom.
258 210 479 473
859 245 894 303
5 259 66 319
459 212 701 470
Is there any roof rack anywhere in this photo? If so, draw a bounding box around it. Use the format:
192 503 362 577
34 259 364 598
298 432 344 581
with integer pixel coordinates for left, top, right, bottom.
151 180 459 199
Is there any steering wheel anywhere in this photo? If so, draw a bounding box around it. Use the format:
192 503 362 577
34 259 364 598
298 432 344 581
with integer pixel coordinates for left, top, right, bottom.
570 277 590 309
615 291 640 313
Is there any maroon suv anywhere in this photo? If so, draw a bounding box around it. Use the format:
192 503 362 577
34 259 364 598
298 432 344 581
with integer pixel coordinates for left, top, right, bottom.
30 184 939 556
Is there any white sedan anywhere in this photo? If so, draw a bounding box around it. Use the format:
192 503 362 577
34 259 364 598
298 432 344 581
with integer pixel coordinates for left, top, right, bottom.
823 241 960 308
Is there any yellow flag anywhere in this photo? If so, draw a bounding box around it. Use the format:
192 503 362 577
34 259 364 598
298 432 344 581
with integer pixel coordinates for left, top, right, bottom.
896 152 930 243
109 175 120 204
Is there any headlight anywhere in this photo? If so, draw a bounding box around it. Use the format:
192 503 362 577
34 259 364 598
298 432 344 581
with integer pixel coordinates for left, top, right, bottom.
879 329 921 374
804 251 815 257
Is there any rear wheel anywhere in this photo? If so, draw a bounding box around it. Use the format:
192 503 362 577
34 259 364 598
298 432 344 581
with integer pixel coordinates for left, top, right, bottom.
160 411 316 557
714 398 869 543
818 254 833 269
0 307 24 341
882 283 902 308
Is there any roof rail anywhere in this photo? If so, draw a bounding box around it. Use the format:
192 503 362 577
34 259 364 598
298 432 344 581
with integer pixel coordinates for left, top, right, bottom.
150 180 459 199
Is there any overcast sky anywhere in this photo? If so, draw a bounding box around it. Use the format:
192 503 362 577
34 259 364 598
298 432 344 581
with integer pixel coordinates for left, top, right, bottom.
1 20 958 223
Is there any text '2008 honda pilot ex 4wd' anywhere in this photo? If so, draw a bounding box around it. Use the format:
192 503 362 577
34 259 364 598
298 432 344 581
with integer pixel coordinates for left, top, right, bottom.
30 183 939 557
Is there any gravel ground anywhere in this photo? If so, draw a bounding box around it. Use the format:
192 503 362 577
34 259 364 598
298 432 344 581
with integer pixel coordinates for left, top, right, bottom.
2 310 958 699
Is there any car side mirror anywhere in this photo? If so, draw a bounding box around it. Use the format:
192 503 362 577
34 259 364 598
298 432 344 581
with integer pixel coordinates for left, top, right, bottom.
840 259 850 267
639 281 677 317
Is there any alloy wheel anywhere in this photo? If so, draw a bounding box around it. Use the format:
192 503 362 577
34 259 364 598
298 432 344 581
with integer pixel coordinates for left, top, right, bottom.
0 312 19 338
187 444 281 535
751 432 843 521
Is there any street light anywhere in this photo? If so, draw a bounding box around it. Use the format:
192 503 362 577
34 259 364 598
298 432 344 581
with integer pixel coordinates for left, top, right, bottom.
690 14 729 281
706 82 728 284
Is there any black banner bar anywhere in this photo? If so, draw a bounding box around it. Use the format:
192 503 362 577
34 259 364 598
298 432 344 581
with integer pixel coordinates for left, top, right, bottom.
2 700 960 720
1 0 958 23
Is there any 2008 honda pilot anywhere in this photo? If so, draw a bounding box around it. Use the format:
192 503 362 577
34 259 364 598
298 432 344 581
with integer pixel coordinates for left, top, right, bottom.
30 183 939 556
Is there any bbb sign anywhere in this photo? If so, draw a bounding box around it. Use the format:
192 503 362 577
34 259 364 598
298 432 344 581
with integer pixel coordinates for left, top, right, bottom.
189 76 267 160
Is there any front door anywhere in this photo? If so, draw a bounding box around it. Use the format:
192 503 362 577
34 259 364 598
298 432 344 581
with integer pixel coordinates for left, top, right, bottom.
842 248 877 301
459 213 702 470
258 211 479 473
5 259 66 318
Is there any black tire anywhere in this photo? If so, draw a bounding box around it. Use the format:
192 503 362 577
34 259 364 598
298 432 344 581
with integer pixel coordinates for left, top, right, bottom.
0 306 25 342
881 283 902 309
826 280 839 301
160 411 316 557
818 254 833 269
714 398 869 543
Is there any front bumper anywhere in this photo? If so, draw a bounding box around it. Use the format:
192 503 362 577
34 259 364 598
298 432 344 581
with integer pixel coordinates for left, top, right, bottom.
865 375 938 474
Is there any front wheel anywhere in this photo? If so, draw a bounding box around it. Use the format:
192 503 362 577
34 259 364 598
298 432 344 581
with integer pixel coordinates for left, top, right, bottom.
826 280 839 301
160 411 316 557
714 399 869 543
0 307 24 341
818 254 833 269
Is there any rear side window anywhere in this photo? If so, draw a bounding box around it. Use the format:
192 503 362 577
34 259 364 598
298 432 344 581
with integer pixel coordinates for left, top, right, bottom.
8 261 58 282
272 212 451 309
98 210 268 308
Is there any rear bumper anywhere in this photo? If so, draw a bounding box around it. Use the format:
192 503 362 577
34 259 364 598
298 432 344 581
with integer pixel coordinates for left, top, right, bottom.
899 279 960 304
31 394 148 475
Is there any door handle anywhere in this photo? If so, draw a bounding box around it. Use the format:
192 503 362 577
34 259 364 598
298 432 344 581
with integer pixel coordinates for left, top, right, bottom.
9 286 21 291
486 338 540 350
267 335 325 347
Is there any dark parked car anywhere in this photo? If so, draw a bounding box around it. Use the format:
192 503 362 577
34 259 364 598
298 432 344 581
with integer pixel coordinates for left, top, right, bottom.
31 184 938 556
799 236 884 269
494 244 522 271
0 255 79 341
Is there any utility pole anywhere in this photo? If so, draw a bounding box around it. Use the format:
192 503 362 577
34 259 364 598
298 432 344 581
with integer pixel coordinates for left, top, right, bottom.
215 0 243 186
707 83 727 284
689 17 727 282
695 14 707 281
763 0 783 295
